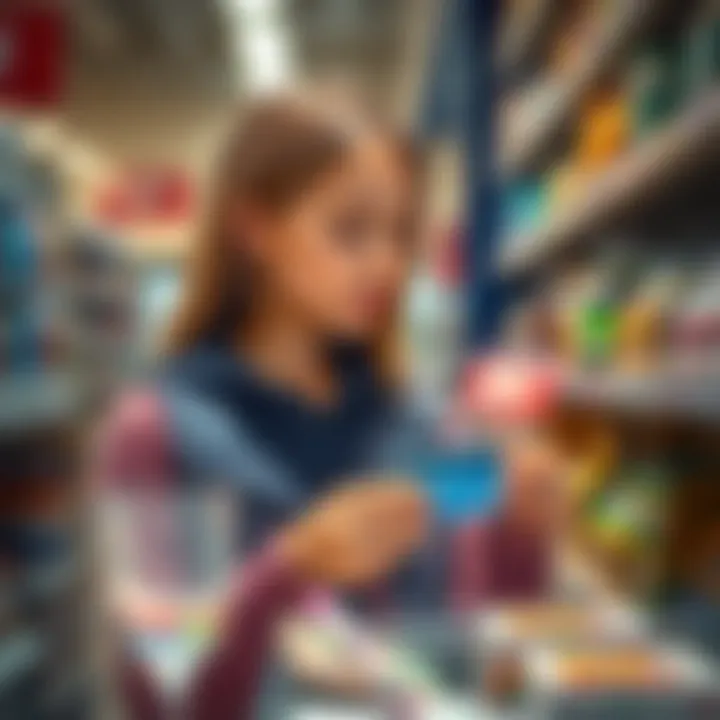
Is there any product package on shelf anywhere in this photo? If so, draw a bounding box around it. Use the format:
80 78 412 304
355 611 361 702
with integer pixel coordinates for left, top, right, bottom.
0 199 43 373
522 642 719 718
503 177 548 242
628 36 685 139
60 228 137 390
584 458 672 596
472 601 718 715
669 255 720 376
474 601 649 707
617 259 690 374
0 117 100 718
575 83 631 174
685 2 720 98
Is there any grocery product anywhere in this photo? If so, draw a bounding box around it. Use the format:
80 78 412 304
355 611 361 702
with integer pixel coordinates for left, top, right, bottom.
685 2 720 96
0 200 38 300
476 603 644 649
547 160 587 216
522 643 718 717
545 646 675 688
670 257 720 370
618 261 688 372
586 458 672 597
503 178 547 239
567 424 618 505
628 37 684 138
575 86 631 172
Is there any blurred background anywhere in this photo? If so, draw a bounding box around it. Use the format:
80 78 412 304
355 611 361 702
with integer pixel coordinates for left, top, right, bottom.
2 0 720 718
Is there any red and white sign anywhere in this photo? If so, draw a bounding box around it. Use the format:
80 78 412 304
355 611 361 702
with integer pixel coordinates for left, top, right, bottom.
96 167 196 227
0 6 67 108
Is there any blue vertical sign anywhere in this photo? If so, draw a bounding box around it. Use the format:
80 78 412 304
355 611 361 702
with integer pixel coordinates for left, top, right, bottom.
421 0 505 348
458 0 504 347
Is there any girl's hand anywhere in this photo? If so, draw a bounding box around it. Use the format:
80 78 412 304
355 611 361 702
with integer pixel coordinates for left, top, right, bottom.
278 478 429 588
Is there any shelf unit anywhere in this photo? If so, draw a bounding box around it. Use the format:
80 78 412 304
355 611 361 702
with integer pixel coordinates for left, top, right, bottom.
562 367 720 423
502 1 663 178
0 630 45 692
495 0 720 665
0 373 81 437
0 122 108 719
501 90 720 276
498 0 557 83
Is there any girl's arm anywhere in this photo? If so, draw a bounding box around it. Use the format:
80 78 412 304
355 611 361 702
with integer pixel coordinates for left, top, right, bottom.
185 547 305 720
119 652 167 720
187 480 428 720
113 547 306 720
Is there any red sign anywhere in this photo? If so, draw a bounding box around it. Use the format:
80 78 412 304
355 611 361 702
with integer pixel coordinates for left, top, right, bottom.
96 168 195 227
0 6 67 107
462 354 562 427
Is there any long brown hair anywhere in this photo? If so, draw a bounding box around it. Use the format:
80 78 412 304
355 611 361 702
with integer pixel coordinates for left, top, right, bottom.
166 92 420 383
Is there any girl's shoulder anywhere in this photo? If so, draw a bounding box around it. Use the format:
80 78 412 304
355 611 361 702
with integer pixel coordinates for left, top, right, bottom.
99 379 304 508
94 388 171 490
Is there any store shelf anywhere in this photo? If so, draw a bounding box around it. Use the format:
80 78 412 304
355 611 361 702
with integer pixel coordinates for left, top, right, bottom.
499 0 556 81
500 91 720 276
0 631 45 691
21 559 77 606
562 367 720 423
503 2 659 178
0 373 80 436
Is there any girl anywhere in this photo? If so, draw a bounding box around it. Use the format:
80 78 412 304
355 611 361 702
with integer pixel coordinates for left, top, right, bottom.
99 91 437 717
100 91 428 554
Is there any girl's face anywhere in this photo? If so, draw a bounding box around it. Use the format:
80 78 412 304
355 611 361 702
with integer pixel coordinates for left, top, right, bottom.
241 135 416 341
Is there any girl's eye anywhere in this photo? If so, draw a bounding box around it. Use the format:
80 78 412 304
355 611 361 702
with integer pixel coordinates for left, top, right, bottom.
330 207 374 248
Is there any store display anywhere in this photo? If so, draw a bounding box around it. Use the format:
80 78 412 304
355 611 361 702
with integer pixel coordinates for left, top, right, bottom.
575 85 631 172
0 120 96 718
498 0 720 694
618 261 689 372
